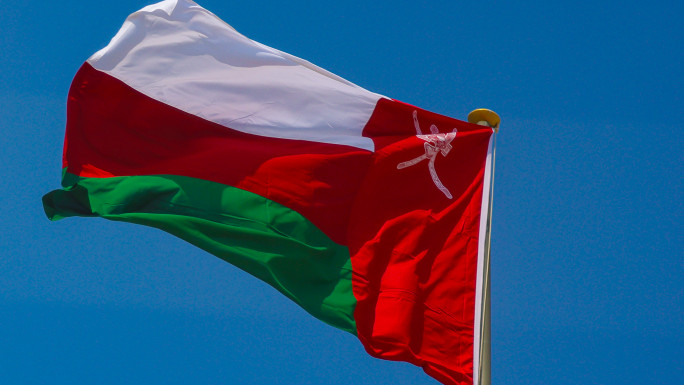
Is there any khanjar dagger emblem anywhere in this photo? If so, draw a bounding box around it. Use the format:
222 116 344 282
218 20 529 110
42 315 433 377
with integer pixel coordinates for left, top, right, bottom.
397 111 458 199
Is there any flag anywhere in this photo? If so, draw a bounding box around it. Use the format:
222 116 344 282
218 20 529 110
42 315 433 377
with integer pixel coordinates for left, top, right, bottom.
43 1 495 384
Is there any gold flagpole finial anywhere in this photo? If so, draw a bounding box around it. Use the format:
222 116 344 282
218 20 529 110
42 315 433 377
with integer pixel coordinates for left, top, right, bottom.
468 109 501 132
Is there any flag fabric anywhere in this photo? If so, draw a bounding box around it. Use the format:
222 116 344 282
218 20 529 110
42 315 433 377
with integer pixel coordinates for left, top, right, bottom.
42 1 495 384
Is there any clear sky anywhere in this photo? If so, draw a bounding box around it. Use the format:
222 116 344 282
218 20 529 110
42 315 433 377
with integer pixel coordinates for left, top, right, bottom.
1 1 682 384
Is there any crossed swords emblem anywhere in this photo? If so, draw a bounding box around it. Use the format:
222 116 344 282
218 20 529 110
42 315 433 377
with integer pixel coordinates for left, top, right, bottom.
397 111 458 199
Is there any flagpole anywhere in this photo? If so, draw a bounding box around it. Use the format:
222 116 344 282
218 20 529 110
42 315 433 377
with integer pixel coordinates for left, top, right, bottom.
468 109 500 385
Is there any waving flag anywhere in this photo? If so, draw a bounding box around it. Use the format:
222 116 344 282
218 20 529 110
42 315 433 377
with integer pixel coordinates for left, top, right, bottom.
43 1 495 384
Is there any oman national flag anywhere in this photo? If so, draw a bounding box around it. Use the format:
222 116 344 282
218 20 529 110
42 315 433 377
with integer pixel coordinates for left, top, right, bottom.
43 1 495 384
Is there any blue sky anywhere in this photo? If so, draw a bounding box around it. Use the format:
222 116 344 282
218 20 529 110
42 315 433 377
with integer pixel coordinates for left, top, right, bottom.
1 1 682 384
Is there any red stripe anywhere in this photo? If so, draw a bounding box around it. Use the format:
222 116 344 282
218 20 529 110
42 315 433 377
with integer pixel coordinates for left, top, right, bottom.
350 98 492 384
65 63 371 244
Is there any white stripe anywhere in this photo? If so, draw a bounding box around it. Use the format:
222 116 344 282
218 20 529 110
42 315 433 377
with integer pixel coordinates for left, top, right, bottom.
473 134 494 385
88 0 382 151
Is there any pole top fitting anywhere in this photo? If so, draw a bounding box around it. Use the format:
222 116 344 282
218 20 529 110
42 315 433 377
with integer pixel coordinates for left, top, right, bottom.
467 109 501 132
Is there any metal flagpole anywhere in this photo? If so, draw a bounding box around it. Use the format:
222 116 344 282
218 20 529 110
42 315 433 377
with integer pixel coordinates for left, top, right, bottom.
467 109 500 385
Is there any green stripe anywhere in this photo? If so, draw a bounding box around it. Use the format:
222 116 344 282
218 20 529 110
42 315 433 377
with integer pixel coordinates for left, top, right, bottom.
43 172 357 334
